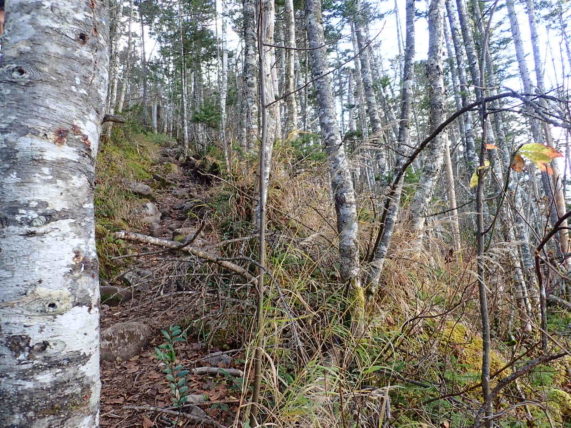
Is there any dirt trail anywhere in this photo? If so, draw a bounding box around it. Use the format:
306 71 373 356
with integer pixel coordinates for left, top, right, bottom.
100 146 240 427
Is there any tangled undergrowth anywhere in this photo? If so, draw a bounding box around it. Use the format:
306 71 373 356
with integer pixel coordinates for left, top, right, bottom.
95 129 570 427
200 140 571 427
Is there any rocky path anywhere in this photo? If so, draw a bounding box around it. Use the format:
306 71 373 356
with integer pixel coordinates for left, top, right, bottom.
99 145 241 427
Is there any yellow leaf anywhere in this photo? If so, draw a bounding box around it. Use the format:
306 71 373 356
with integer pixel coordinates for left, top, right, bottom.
470 171 479 188
470 160 490 188
478 160 491 170
485 144 498 150
519 143 563 170
511 154 525 172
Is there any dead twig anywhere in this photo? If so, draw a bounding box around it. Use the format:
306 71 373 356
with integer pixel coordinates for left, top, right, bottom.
192 367 244 377
124 404 225 427
114 231 255 282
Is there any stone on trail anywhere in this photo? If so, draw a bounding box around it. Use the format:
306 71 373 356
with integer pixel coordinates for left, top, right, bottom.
101 321 153 362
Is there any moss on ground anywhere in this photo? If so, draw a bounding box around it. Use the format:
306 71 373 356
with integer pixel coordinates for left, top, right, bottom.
95 126 167 279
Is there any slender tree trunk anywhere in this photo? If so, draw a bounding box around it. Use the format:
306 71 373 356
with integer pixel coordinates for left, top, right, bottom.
445 0 477 169
254 0 279 228
409 0 446 237
106 0 123 114
117 0 134 115
525 0 570 266
139 3 148 125
0 1 109 426
178 0 190 154
350 26 369 192
352 2 386 177
104 0 123 138
151 100 158 133
305 0 363 327
443 136 461 250
365 0 415 293
283 0 297 137
239 0 259 152
217 0 230 171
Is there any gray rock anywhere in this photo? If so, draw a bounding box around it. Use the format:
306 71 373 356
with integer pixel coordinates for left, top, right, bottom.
203 352 233 367
172 188 191 198
127 181 152 196
123 268 153 289
136 201 161 225
186 394 208 405
174 227 198 237
101 321 152 361
150 222 162 237
100 285 133 306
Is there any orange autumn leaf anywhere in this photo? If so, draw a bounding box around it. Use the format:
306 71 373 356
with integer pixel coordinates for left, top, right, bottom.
485 144 498 150
537 163 554 175
511 154 525 172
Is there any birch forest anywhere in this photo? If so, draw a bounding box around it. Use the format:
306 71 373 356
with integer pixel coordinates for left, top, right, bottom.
2 0 571 426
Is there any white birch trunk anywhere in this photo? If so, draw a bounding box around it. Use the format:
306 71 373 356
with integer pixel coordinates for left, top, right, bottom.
139 3 148 125
151 101 158 133
216 0 230 170
239 0 258 152
304 0 360 287
443 136 461 250
409 0 446 236
284 0 298 135
254 0 280 228
445 0 477 169
352 3 385 177
0 1 109 426
365 0 415 292
178 0 189 153
116 0 134 115
525 0 570 266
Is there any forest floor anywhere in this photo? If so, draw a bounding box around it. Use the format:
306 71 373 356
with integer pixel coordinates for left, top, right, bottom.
95 131 571 427
98 138 240 427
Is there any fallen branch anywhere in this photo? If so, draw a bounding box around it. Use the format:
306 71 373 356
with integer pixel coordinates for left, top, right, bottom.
547 294 571 311
124 405 225 427
192 367 244 377
114 231 255 282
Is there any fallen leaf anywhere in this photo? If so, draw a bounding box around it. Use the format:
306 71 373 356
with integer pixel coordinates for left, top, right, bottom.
142 415 154 428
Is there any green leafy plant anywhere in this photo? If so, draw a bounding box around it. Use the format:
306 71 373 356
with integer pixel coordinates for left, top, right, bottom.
154 325 190 408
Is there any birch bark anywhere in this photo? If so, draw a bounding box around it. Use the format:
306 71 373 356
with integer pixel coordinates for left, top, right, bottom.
524 0 570 265
0 1 109 426
139 2 148 125
283 0 297 136
352 2 385 177
217 0 230 170
409 0 446 236
116 0 134 115
365 0 415 292
304 0 361 302
239 0 258 152
445 0 477 169
254 0 280 228
178 0 190 153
